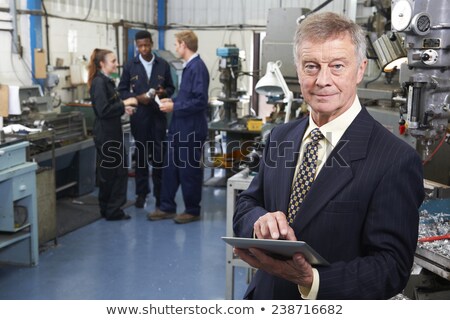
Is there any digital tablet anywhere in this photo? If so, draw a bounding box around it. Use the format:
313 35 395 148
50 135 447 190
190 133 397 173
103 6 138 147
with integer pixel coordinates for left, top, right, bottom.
222 236 329 266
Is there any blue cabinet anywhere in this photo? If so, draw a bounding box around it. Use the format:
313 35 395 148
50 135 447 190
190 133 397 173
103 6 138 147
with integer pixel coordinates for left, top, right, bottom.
0 141 38 266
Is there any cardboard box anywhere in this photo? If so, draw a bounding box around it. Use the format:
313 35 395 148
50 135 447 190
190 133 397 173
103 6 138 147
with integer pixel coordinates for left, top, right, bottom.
0 84 8 117
34 48 47 79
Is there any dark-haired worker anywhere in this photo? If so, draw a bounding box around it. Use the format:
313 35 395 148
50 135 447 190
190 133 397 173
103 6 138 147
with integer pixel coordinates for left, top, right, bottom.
118 30 175 209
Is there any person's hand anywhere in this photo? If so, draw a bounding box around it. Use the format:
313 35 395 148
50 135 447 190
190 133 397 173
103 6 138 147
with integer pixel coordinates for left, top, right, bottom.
135 93 150 105
124 106 136 115
155 85 167 99
159 98 174 113
123 97 138 106
254 211 296 240
236 212 313 289
234 248 314 289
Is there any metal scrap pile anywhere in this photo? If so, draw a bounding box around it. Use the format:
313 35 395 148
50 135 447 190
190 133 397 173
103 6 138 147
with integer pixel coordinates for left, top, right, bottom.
418 210 450 259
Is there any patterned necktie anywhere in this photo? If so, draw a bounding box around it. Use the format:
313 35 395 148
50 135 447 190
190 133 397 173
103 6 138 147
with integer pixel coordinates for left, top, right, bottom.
287 128 324 225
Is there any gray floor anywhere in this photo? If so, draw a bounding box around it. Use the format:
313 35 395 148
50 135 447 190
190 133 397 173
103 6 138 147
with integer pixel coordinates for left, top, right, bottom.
0 170 248 299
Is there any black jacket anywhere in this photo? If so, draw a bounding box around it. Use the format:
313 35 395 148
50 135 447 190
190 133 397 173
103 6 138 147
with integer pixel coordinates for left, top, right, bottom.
90 72 125 145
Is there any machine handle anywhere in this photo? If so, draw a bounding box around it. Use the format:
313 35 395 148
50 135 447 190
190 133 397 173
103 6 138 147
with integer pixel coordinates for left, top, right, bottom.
418 234 450 242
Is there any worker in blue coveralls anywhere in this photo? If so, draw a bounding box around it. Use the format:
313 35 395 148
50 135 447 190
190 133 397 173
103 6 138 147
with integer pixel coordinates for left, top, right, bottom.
118 30 175 209
147 30 210 224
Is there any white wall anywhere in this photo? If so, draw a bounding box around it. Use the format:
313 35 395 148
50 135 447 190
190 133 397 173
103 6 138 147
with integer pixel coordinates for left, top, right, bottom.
0 6 32 86
45 17 118 102
167 0 353 26
43 0 156 23
0 0 360 116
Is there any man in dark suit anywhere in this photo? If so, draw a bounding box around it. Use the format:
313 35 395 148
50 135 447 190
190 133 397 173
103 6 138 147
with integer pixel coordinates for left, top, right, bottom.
233 12 424 300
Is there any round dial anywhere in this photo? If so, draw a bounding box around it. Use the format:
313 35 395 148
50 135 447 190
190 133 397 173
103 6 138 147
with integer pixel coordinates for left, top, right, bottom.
392 0 413 31
412 13 431 35
417 15 430 32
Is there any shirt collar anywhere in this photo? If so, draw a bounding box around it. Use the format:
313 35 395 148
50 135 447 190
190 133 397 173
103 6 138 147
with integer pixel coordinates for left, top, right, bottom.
139 53 155 66
183 53 198 68
99 71 114 80
304 96 362 147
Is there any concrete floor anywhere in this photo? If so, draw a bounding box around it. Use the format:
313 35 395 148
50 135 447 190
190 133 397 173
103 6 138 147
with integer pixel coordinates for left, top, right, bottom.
0 170 248 299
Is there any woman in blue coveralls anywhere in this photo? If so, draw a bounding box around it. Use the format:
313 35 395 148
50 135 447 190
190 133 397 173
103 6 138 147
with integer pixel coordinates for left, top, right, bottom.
88 48 137 220
147 31 210 224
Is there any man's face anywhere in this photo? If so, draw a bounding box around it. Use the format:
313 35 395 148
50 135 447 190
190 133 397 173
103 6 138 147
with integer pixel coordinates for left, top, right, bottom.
136 38 153 60
174 40 185 60
296 33 367 125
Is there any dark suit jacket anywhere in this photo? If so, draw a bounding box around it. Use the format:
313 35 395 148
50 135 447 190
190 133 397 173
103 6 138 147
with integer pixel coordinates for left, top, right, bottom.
233 107 424 300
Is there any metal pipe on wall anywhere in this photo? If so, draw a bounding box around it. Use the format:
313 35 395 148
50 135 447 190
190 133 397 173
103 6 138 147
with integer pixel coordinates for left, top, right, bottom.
157 0 166 50
9 0 20 54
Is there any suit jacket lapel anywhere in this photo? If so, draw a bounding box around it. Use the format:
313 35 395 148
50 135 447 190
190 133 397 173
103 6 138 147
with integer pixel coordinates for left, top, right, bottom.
292 107 374 234
279 119 309 214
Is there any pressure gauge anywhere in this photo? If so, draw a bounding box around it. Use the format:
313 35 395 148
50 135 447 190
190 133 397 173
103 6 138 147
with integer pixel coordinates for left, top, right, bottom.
391 0 413 31
411 13 431 35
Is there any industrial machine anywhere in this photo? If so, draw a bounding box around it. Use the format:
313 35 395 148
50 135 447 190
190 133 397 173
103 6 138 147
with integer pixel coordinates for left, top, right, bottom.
261 8 309 122
210 45 242 128
17 85 53 115
206 45 261 176
392 0 450 153
1 85 95 197
380 0 450 298
364 0 450 185
3 86 88 150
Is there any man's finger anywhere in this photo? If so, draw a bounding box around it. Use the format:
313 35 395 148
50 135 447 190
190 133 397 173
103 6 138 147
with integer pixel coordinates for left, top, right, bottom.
274 212 289 238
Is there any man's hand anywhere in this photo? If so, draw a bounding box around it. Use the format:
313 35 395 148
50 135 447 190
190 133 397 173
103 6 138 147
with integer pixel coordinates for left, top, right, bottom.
136 93 151 105
234 211 313 289
234 248 314 289
155 85 168 99
123 97 138 107
159 98 174 113
124 106 136 115
253 211 296 240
